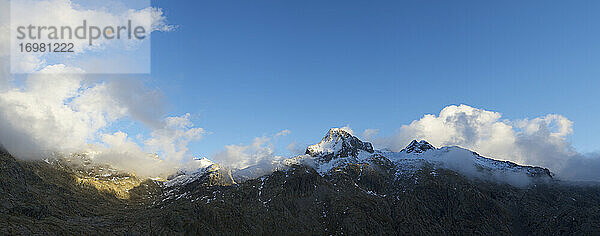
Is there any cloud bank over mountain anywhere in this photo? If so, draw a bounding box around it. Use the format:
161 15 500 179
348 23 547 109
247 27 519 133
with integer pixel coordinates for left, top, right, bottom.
0 70 205 177
0 0 202 177
368 104 600 182
212 132 289 170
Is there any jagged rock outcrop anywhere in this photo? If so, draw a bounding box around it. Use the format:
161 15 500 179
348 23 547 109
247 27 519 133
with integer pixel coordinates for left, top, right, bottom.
401 140 435 153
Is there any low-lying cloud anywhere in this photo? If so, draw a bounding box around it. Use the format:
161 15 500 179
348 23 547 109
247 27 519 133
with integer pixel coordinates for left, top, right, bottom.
212 131 289 170
0 68 204 177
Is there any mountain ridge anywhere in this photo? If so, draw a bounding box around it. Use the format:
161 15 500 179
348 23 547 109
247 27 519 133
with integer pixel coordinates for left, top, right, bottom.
1 128 599 235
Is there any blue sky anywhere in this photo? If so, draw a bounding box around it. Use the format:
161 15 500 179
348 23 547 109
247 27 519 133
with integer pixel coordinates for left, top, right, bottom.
147 0 600 156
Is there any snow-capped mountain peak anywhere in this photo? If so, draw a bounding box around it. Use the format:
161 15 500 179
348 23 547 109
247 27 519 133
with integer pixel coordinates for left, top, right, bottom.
305 128 374 161
296 129 552 184
164 157 235 188
401 140 435 153
192 156 216 169
164 128 551 189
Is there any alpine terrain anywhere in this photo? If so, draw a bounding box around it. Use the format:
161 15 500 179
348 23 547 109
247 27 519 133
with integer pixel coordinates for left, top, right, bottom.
1 128 600 235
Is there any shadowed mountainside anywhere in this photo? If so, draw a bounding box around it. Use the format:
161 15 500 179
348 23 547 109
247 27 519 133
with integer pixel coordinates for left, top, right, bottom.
1 132 600 235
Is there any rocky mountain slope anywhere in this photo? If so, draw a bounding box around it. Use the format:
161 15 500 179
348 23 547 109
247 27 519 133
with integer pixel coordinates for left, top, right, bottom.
1 129 600 235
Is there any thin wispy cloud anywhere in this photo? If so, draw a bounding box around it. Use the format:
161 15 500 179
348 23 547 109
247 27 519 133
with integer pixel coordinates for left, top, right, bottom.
275 129 291 137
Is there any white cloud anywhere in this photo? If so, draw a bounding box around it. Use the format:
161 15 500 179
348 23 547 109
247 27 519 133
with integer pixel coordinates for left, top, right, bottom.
212 136 282 170
339 125 354 135
362 128 379 141
212 130 295 170
0 0 202 178
285 141 308 155
148 7 177 32
144 113 205 162
0 65 204 177
94 132 179 177
275 129 291 137
90 113 204 177
0 71 108 157
375 104 600 181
